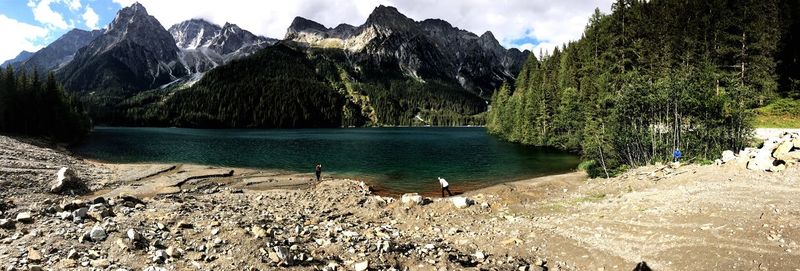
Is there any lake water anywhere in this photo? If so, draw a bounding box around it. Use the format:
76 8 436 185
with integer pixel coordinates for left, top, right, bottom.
72 127 580 194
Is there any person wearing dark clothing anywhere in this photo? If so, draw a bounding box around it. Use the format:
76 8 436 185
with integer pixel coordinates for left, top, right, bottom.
315 164 322 182
438 177 453 197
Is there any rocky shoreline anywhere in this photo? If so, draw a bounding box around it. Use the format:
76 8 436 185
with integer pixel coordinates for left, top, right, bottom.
1 134 799 270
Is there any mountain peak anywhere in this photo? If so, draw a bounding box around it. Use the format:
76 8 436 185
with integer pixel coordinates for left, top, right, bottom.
288 17 328 34
365 5 414 29
123 2 149 16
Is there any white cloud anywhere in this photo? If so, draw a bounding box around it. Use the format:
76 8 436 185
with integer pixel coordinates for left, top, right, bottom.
82 5 99 29
65 0 82 11
110 0 613 52
0 14 48 62
31 0 70 29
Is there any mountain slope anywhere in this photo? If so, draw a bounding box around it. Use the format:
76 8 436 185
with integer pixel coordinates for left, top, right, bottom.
14 29 103 74
285 5 529 97
113 43 487 127
169 19 277 74
1 51 33 67
58 3 186 94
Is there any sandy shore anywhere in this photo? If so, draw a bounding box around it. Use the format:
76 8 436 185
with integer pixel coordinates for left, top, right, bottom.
1 135 799 270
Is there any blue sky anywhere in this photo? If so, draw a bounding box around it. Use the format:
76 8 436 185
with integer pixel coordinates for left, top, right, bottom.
0 0 122 60
0 0 613 62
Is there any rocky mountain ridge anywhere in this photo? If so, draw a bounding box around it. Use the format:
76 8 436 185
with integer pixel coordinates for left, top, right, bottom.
1 51 34 68
58 2 186 93
169 19 277 74
285 5 530 96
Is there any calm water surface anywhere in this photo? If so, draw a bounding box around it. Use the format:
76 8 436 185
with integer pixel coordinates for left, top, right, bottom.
72 127 579 193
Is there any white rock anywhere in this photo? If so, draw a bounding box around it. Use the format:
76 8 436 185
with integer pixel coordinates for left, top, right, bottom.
273 246 292 264
0 219 13 228
15 211 32 223
451 197 473 208
89 225 107 241
58 211 73 220
400 193 424 205
353 260 369 271
50 167 81 193
72 207 89 219
127 229 141 241
721 150 736 163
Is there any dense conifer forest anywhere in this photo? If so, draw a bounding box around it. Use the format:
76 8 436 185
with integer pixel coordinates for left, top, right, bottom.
110 44 487 128
487 0 800 177
0 67 91 143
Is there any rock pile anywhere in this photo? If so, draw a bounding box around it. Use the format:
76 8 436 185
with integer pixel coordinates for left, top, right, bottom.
717 132 800 172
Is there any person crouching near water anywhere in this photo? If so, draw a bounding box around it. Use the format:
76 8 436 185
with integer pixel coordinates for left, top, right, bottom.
438 177 453 197
315 163 322 182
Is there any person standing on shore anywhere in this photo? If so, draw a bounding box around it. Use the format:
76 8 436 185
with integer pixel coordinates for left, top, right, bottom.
673 149 682 162
438 177 453 197
315 163 322 182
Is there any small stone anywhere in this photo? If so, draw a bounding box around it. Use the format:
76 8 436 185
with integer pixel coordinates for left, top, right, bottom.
67 249 79 259
273 246 293 265
166 246 182 258
89 225 107 241
177 221 193 229
90 259 110 268
28 265 43 271
211 228 220 235
15 211 33 223
251 225 268 238
0 219 14 229
353 260 369 271
57 211 72 220
153 250 168 263
72 207 88 219
127 229 142 241
27 247 42 263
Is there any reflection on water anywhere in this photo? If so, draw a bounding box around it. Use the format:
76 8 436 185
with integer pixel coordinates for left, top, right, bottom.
73 127 580 193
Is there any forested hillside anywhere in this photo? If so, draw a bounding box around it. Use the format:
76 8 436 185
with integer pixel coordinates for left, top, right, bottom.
111 44 487 127
488 0 799 177
0 67 91 142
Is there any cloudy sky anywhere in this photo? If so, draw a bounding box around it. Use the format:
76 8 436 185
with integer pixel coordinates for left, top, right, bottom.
0 0 613 62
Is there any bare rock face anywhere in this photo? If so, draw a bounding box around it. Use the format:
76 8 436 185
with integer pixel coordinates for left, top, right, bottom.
169 19 277 74
13 29 103 74
59 2 187 93
284 5 530 96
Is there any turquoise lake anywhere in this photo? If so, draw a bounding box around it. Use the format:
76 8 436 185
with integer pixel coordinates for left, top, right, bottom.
72 127 580 193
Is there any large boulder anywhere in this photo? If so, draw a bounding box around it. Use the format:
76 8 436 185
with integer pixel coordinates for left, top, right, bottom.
776 151 800 163
748 146 776 171
721 150 736 163
400 193 425 205
793 138 800 149
50 167 83 193
451 196 473 208
773 140 794 157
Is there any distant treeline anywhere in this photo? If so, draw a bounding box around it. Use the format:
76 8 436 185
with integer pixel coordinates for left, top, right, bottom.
488 0 799 177
0 66 91 143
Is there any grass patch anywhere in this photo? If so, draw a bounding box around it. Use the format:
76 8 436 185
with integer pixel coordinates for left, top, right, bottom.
754 98 800 128
577 160 596 171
